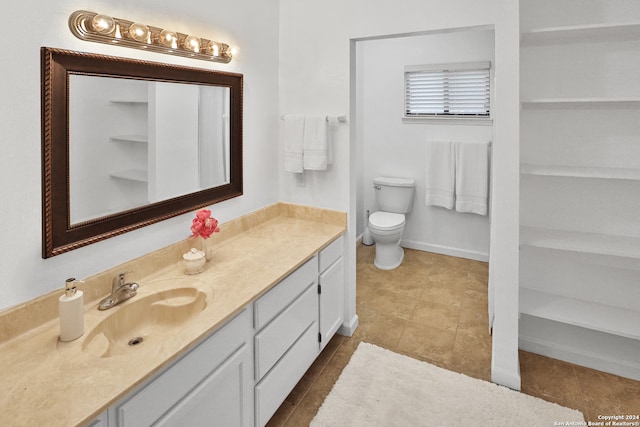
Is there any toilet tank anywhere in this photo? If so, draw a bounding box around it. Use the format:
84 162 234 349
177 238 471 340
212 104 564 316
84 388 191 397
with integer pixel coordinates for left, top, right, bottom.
373 176 415 213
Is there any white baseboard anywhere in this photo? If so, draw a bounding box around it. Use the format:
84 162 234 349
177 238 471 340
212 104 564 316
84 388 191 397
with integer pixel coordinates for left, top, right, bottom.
338 314 359 337
491 362 521 391
401 239 489 262
519 334 640 381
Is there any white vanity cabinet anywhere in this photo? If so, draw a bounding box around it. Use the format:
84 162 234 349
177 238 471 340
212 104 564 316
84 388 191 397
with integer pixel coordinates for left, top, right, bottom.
87 411 109 427
90 234 345 427
318 235 344 350
110 308 253 427
254 235 345 427
254 257 319 427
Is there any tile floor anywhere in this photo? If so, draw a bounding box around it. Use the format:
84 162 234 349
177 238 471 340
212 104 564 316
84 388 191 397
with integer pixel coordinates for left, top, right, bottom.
267 245 640 426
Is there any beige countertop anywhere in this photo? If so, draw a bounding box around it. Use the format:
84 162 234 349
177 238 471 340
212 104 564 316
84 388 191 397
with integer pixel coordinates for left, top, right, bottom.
0 203 346 427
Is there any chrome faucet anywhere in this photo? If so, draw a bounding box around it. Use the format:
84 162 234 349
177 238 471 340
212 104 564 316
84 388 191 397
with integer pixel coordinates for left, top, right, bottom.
98 272 139 310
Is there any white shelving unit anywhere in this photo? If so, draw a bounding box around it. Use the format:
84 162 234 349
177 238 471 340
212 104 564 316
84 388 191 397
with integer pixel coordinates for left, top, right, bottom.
520 226 640 260
521 97 640 109
519 288 640 340
107 92 150 195
109 98 148 104
108 169 148 183
110 135 148 144
520 164 640 181
519 1 640 380
521 21 640 45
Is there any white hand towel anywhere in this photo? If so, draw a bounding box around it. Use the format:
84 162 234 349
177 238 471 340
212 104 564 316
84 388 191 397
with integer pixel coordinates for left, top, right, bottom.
454 141 490 215
303 115 328 170
283 115 305 173
424 141 455 209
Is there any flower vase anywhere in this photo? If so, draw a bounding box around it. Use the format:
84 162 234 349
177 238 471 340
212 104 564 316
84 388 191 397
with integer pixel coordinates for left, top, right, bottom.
199 236 214 261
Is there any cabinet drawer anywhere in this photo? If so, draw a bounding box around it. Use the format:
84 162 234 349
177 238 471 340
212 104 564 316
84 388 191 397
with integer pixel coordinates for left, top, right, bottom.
319 235 344 272
254 283 317 381
115 309 251 427
254 322 319 427
254 256 317 330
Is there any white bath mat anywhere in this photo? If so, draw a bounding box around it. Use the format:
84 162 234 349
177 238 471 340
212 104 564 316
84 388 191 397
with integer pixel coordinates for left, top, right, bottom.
311 342 585 427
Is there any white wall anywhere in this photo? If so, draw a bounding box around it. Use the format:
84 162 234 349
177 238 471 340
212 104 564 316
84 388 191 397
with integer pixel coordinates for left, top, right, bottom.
359 30 494 261
278 0 521 389
0 0 280 310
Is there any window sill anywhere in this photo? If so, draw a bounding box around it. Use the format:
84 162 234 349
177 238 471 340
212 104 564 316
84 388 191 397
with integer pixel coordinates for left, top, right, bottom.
402 116 493 126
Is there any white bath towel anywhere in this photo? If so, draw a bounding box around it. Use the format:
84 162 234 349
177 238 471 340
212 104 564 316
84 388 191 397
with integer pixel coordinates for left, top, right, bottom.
283 114 305 173
303 115 328 170
424 141 455 209
455 141 490 215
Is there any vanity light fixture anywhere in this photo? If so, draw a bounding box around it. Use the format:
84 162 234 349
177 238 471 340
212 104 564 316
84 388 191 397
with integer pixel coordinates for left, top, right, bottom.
68 10 233 63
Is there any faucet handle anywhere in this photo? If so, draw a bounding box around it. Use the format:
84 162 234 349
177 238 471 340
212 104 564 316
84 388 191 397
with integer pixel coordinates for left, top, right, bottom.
112 271 132 289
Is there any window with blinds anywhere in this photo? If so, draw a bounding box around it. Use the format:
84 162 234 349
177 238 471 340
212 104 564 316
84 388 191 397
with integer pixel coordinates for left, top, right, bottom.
404 62 491 119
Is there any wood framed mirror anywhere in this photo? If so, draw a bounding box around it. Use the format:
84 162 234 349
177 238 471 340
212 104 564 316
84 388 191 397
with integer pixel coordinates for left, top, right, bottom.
41 47 243 258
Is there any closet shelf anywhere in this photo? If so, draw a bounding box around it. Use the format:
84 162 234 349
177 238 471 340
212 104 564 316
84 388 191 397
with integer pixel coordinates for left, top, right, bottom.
521 21 640 46
110 135 148 144
520 226 640 259
521 97 640 109
521 163 640 181
109 98 148 104
519 288 640 340
109 169 148 183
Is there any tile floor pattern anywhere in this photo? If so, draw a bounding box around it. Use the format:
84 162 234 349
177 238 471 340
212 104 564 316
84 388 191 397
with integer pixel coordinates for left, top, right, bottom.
267 245 640 426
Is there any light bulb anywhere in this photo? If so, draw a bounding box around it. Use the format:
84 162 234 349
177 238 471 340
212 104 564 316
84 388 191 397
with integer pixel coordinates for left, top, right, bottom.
210 42 220 57
159 30 178 49
184 35 201 53
219 43 233 58
128 22 150 43
91 14 115 34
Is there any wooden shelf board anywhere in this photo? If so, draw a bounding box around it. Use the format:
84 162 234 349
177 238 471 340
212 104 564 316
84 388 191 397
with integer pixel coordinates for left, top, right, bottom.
520 226 640 259
521 163 640 180
521 22 640 45
520 288 640 340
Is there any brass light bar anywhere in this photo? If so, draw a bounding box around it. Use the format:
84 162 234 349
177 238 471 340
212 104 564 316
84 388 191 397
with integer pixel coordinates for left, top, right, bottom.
68 10 233 63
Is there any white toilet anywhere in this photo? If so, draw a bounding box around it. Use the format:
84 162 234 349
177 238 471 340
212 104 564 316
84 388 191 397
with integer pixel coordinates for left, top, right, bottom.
369 176 415 270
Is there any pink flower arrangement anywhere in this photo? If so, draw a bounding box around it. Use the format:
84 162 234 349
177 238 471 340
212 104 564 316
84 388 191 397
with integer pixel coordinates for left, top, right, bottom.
190 209 220 239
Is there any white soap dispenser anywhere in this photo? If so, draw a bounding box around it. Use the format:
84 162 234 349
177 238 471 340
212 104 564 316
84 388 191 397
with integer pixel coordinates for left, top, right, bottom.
59 278 85 342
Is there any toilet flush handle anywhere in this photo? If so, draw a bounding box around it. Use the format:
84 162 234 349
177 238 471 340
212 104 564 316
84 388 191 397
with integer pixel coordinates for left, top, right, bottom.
373 184 381 190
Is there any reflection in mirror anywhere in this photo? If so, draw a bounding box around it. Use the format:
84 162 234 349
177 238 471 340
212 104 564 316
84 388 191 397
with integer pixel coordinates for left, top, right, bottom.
69 76 231 224
41 47 243 258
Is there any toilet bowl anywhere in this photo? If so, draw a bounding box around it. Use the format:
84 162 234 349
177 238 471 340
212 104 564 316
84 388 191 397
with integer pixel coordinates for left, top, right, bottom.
368 176 415 270
369 211 406 270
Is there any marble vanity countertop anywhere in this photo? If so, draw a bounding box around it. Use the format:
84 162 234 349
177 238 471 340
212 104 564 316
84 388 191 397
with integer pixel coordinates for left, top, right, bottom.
0 202 346 427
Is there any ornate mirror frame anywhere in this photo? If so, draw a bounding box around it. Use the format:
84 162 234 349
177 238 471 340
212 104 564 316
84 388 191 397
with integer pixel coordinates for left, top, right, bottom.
41 47 243 258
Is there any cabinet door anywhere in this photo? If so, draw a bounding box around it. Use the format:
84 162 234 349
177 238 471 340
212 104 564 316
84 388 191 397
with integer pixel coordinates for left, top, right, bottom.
86 410 109 427
319 257 344 350
115 309 252 427
155 344 252 427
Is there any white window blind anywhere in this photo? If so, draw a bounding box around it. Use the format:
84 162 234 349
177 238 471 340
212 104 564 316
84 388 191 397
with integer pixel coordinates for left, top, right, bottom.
404 62 491 118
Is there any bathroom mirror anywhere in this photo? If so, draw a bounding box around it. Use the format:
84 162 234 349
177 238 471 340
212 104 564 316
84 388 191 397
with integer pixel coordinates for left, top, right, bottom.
41 47 243 258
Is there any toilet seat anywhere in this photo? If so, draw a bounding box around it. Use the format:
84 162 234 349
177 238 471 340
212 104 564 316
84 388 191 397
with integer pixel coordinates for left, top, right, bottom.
369 211 405 231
